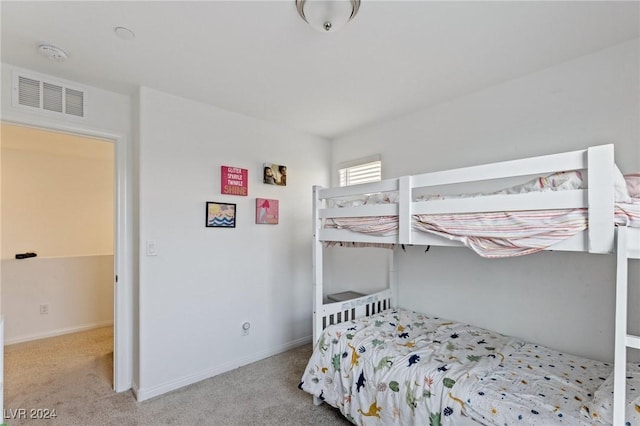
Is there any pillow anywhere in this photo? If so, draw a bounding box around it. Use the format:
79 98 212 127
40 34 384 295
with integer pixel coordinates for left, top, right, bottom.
331 191 399 207
497 168 631 203
331 196 366 208
365 191 398 204
416 171 585 201
581 363 640 424
494 170 584 195
625 174 640 199
614 166 632 203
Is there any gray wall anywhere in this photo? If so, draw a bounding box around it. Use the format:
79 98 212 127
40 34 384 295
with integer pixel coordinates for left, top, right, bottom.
330 40 640 362
135 87 330 400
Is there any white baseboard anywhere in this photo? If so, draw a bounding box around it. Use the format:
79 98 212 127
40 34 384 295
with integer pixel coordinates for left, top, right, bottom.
4 320 114 346
135 335 313 402
131 381 140 399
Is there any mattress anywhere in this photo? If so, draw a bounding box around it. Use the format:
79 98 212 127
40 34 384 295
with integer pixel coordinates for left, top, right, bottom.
299 308 639 425
457 343 611 425
299 308 526 425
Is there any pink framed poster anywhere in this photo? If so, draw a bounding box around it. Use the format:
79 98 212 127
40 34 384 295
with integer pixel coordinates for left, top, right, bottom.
221 166 248 196
256 198 279 224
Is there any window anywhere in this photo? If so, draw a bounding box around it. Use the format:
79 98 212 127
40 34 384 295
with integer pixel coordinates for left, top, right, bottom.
338 156 381 187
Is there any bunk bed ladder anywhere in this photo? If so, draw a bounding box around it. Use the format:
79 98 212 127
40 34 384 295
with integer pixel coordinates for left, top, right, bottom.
613 226 640 425
312 185 324 344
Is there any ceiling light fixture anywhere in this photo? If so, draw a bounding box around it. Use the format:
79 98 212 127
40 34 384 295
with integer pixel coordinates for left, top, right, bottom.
295 0 361 33
37 44 68 62
114 26 136 41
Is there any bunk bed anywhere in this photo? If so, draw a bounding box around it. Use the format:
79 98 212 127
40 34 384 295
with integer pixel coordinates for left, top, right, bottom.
299 144 640 425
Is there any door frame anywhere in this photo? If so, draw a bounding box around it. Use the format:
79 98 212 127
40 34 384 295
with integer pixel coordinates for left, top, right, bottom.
1 117 133 392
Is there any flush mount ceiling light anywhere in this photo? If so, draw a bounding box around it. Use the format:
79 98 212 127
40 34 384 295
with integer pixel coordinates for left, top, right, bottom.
37 44 68 62
114 26 136 40
295 0 361 32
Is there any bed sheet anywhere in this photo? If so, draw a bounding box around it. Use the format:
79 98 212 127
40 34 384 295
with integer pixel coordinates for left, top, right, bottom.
299 308 526 425
323 201 640 257
322 169 640 256
322 170 639 256
413 201 639 258
327 169 634 208
582 362 640 424
456 343 612 425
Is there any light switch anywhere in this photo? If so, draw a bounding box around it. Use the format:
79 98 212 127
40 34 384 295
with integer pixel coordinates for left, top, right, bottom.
146 240 158 256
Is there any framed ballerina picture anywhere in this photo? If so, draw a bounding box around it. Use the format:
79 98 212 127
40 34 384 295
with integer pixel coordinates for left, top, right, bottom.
206 202 236 228
256 198 279 224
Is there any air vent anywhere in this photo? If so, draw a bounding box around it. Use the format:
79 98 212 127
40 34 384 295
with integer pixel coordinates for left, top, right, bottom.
43 82 63 113
65 88 84 117
18 76 40 108
13 71 86 119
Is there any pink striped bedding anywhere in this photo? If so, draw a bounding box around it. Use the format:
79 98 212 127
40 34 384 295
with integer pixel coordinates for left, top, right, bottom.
323 170 639 257
324 202 640 257
414 202 639 258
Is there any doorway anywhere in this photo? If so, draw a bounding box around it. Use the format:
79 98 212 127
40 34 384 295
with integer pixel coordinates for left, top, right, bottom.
0 121 130 392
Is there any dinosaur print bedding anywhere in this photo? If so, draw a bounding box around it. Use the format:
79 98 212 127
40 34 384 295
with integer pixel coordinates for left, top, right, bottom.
300 308 634 425
456 343 613 425
299 308 526 425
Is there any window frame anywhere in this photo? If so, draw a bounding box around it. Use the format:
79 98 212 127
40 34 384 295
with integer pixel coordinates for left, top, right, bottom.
337 155 382 187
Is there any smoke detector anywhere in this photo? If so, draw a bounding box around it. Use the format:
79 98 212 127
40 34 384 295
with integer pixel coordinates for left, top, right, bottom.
37 44 68 62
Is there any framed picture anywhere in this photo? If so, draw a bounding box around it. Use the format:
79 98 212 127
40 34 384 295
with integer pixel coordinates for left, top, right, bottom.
263 163 287 186
256 198 279 224
206 202 236 228
221 165 248 196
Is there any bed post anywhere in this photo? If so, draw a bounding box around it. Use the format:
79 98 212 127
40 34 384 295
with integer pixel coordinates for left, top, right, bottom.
312 185 324 344
613 226 628 426
399 175 412 245
587 144 615 253
389 250 397 309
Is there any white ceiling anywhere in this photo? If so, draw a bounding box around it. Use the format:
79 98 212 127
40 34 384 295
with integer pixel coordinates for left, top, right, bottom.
2 1 639 139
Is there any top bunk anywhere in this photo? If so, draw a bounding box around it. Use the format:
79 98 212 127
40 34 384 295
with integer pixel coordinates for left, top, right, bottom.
314 144 640 258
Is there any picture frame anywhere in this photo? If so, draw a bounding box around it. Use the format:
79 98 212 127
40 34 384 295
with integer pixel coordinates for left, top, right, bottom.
206 202 236 228
221 165 248 196
256 198 279 224
263 163 287 186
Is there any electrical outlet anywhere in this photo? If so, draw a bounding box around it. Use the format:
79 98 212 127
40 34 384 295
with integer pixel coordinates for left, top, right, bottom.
146 240 158 256
39 304 49 315
241 322 250 336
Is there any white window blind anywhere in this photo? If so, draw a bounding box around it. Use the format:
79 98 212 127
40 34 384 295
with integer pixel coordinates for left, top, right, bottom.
338 158 381 186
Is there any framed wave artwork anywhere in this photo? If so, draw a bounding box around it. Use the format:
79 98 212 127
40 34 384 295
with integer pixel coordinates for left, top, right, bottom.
206 202 236 228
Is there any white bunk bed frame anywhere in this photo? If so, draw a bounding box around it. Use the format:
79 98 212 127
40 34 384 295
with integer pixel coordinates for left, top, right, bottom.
312 144 639 425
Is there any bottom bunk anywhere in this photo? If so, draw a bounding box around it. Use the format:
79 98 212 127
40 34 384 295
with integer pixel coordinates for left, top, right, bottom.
299 308 640 425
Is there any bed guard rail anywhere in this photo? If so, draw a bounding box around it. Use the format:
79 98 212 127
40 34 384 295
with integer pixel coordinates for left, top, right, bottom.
399 144 614 253
313 289 394 343
315 144 616 254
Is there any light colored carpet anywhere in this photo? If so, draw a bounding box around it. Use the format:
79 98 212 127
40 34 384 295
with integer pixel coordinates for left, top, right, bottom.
5 327 350 425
